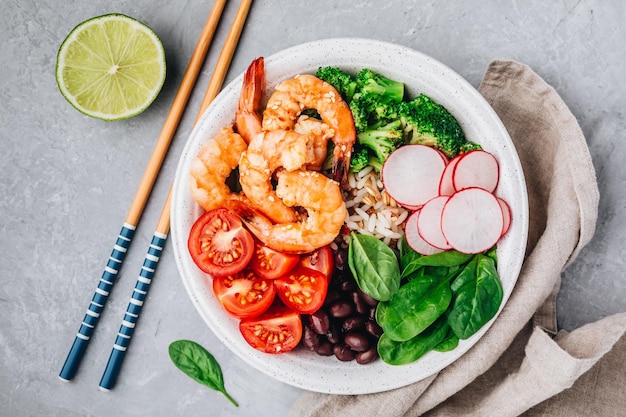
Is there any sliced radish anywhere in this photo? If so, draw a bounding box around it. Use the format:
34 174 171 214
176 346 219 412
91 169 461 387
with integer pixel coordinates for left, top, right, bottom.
441 187 504 254
417 196 451 250
434 148 449 165
438 154 462 196
382 145 447 210
452 150 499 193
400 203 422 211
497 197 512 237
404 211 444 255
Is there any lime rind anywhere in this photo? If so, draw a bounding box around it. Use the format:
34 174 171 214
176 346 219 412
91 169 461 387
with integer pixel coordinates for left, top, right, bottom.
56 13 166 121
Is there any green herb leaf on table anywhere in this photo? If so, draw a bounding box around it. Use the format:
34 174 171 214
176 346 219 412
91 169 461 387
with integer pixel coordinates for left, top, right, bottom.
348 232 401 301
168 340 238 407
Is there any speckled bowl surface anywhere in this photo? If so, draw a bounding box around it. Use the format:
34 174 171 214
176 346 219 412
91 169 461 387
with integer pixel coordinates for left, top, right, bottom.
170 38 528 395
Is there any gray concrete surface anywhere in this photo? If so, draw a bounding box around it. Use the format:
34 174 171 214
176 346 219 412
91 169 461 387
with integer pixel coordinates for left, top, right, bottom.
1 1 624 416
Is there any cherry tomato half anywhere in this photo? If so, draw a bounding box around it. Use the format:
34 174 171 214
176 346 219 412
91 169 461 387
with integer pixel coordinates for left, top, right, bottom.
249 243 300 280
188 208 254 277
299 245 334 279
274 265 329 314
212 269 276 319
239 305 303 354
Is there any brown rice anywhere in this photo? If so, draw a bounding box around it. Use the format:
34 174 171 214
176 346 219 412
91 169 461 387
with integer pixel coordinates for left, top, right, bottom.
342 166 409 249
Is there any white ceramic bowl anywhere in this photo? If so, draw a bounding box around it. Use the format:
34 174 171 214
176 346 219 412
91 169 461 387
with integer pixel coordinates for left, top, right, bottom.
170 38 528 395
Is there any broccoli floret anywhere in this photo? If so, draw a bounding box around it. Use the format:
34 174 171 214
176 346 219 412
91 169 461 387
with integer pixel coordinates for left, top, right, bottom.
357 120 405 163
459 141 482 154
349 146 385 173
399 94 472 158
348 93 373 132
349 92 401 132
349 146 370 173
347 69 404 132
366 155 383 172
316 66 358 102
356 68 405 102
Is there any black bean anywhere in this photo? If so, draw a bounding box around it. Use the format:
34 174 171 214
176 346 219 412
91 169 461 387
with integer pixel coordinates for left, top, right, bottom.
315 341 334 356
342 316 366 332
356 288 379 307
330 272 349 290
333 344 356 361
365 320 384 338
339 278 356 292
356 347 379 364
309 310 330 335
326 324 342 344
329 300 354 318
344 332 370 352
334 248 348 270
302 326 320 351
369 306 377 320
351 291 369 314
323 289 341 307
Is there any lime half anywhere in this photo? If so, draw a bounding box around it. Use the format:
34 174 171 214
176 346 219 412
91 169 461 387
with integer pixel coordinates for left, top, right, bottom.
56 14 167 121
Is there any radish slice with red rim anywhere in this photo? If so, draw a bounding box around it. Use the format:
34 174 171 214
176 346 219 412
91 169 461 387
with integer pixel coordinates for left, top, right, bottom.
434 148 449 165
441 187 504 254
404 211 444 255
497 197 512 237
452 150 499 193
382 144 447 210
438 154 462 196
417 196 451 250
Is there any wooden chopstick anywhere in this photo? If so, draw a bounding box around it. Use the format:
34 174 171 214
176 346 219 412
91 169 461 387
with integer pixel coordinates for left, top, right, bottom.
98 0 253 391
58 0 227 383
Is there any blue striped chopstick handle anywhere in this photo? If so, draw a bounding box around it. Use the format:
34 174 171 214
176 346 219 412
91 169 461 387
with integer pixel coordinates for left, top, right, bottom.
59 223 135 382
99 231 168 391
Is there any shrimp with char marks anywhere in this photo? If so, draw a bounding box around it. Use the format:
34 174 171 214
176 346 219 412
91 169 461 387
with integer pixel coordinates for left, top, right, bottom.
262 74 356 187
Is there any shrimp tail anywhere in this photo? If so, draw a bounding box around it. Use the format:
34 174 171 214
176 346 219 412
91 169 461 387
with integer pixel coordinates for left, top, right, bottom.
223 199 273 235
235 57 265 143
332 151 350 189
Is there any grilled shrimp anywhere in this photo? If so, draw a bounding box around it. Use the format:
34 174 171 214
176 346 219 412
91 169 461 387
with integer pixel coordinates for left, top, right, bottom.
294 115 334 171
189 125 248 212
235 57 264 144
238 129 317 224
262 74 356 187
228 170 347 254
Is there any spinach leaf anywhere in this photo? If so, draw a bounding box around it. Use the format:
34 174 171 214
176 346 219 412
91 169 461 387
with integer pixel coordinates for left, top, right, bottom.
484 245 498 264
399 234 421 268
400 249 422 273
376 273 453 341
168 340 238 407
447 254 503 339
401 250 473 279
348 232 401 301
377 317 450 365
433 327 460 352
398 233 411 259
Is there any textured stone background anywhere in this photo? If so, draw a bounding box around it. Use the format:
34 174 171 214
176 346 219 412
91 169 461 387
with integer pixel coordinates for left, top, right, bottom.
1 1 624 416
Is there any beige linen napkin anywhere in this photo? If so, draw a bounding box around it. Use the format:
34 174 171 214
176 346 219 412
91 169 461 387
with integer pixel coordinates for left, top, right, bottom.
289 60 626 417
